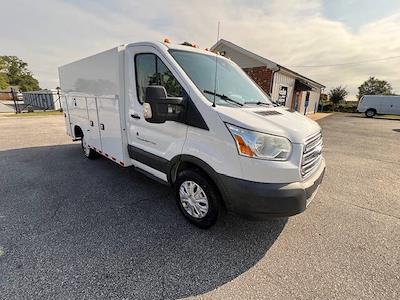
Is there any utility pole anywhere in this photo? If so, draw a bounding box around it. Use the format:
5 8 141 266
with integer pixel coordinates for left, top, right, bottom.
11 88 19 114
56 86 62 111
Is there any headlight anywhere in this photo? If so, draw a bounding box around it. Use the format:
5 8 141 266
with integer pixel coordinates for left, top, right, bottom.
226 124 292 160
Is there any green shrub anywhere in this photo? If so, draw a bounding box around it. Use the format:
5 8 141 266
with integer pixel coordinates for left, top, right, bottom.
319 101 358 113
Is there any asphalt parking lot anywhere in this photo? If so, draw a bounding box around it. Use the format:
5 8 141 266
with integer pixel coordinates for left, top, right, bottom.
0 113 399 299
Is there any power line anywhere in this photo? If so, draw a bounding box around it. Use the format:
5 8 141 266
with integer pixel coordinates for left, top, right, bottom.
287 55 400 68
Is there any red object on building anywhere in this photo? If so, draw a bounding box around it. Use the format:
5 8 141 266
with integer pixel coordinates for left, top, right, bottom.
243 66 273 94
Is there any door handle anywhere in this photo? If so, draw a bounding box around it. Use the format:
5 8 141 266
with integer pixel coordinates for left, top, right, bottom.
131 113 141 119
89 120 94 127
100 123 105 130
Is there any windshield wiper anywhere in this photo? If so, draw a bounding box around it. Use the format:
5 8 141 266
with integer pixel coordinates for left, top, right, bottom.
203 90 243 106
244 101 274 107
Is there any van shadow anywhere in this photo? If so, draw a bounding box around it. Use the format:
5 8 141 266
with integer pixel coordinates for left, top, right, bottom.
343 114 364 118
0 144 287 299
345 113 400 121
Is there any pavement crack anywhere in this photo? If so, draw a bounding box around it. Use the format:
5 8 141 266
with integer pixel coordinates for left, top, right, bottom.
133 192 172 207
368 157 400 166
160 246 166 300
132 197 152 205
327 195 400 222
346 202 400 221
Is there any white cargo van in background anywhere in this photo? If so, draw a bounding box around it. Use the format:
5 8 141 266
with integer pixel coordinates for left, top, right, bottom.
59 41 325 228
358 95 400 117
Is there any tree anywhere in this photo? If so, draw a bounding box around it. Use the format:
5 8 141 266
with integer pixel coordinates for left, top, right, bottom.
357 77 393 100
0 56 40 91
0 74 8 90
0 57 9 90
329 86 348 110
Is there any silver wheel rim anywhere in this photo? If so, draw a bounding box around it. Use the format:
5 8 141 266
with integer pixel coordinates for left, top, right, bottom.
179 181 209 219
367 110 374 117
82 137 90 157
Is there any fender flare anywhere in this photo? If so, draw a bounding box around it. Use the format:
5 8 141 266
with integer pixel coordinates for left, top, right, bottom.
168 154 230 208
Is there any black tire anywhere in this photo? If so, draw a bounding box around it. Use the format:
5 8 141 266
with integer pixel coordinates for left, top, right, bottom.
175 169 221 229
365 109 376 118
81 134 97 159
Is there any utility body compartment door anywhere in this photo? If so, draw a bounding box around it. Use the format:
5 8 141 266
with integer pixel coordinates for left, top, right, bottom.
97 96 124 162
86 97 102 151
66 95 88 139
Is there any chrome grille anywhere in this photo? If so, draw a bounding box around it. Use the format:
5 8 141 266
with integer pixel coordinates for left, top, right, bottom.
302 131 323 177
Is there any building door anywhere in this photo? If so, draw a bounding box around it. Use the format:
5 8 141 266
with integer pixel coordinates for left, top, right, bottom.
293 91 302 111
304 91 311 114
278 85 288 106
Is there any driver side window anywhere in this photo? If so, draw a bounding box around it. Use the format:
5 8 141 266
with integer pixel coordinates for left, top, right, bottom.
135 53 183 103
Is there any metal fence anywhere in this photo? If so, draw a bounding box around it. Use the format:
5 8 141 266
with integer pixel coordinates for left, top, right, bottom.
23 90 61 110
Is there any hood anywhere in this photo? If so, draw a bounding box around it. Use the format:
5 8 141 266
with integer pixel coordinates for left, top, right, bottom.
216 105 321 143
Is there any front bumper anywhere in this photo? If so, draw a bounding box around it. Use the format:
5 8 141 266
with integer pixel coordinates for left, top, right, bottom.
220 158 326 218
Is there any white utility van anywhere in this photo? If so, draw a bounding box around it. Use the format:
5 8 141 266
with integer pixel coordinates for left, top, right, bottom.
358 95 400 117
59 41 325 228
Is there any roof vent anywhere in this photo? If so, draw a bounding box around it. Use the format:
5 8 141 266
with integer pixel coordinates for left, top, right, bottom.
254 110 282 116
284 108 295 112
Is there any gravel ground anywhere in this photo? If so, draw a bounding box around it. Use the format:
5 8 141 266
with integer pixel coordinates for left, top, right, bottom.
0 113 399 299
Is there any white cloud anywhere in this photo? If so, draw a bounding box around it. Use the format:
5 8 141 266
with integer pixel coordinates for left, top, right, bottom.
1 0 399 100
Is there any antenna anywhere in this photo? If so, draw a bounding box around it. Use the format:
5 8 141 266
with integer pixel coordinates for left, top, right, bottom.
212 21 220 108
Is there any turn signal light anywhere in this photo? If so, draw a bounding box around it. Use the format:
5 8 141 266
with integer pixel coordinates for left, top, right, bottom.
234 135 254 157
164 38 171 43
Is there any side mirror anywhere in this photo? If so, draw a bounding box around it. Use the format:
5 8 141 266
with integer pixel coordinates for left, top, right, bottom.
143 86 185 123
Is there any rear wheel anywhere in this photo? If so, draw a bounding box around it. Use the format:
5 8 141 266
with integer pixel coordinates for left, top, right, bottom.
175 169 220 228
365 109 376 118
81 134 97 159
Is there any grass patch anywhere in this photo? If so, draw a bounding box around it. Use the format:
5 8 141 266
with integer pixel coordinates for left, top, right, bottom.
5 111 63 117
337 112 400 121
375 114 400 120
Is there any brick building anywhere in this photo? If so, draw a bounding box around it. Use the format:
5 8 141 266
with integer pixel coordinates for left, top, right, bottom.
211 39 325 114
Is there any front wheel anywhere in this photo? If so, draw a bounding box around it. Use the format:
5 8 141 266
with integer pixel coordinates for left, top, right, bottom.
81 134 97 159
175 169 221 228
365 109 376 118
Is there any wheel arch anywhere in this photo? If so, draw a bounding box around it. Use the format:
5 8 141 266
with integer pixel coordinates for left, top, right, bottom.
169 155 229 209
74 125 83 139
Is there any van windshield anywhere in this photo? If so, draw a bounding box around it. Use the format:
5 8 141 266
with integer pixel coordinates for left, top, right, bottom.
169 50 272 106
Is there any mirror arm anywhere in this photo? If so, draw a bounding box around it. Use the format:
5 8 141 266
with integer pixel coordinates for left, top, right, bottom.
158 97 185 105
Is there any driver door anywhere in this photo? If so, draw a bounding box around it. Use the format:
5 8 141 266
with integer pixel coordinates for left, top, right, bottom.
125 45 189 181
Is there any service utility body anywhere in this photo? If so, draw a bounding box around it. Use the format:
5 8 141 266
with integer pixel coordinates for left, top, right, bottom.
59 40 326 228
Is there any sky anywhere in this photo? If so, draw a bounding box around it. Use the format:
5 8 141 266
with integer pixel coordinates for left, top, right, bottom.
1 0 400 100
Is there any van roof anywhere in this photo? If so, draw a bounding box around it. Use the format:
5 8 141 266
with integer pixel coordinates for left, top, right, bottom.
61 41 226 68
125 41 218 56
362 95 400 98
